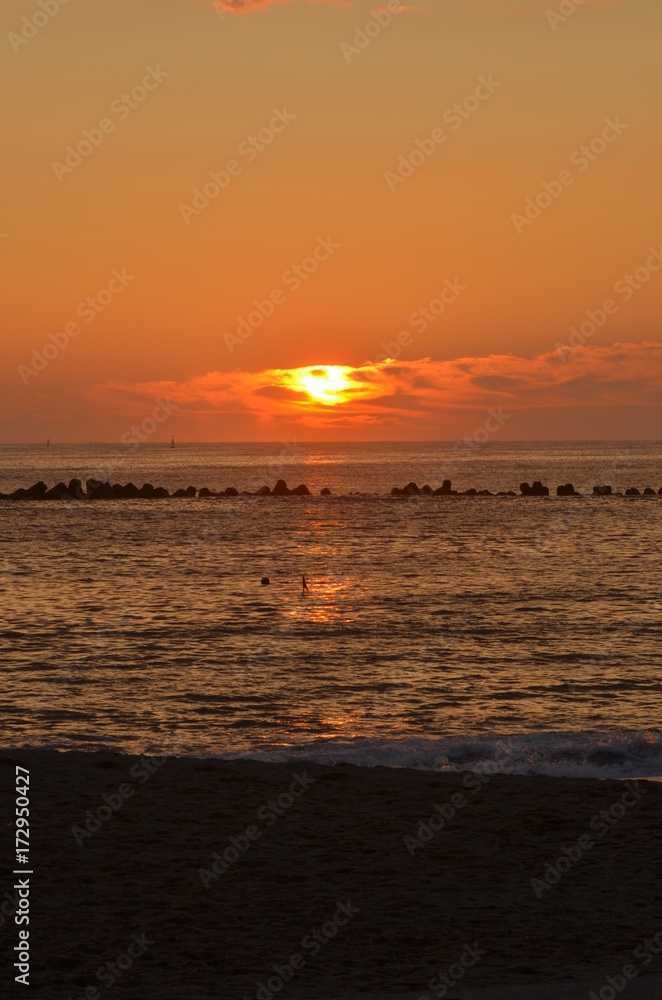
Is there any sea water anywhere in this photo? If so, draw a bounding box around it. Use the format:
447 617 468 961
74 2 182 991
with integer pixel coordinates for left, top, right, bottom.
1 440 661 778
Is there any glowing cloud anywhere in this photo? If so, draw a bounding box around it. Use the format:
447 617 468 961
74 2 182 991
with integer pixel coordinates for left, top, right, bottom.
214 0 617 15
271 364 388 407
213 0 339 13
93 342 662 433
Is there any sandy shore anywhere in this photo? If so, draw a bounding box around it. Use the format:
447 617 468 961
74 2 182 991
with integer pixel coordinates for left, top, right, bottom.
1 751 661 999
329 982 662 1000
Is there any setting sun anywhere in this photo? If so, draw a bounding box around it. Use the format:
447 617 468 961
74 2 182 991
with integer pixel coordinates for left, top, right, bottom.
294 366 356 406
267 364 389 410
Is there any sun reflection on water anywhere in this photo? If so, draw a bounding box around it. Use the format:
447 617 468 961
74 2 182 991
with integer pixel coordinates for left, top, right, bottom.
286 574 366 625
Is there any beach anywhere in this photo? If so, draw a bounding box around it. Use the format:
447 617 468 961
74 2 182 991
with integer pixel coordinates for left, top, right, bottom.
2 750 661 998
5 0 661 984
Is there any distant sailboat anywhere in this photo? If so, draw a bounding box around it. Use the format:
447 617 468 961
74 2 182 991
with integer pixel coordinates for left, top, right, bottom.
171 435 175 449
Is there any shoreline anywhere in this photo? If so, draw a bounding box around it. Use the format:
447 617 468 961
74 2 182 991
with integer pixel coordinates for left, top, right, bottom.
320 981 662 1000
1 750 660 998
3 739 662 782
3 729 660 784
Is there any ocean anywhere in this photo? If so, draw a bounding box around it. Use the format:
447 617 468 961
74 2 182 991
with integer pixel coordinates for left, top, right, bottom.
2 440 661 779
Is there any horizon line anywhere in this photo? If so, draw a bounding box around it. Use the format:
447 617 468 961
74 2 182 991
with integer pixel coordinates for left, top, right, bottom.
2 438 662 447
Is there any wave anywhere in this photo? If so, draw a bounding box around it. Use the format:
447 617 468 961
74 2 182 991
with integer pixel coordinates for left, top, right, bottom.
217 728 662 780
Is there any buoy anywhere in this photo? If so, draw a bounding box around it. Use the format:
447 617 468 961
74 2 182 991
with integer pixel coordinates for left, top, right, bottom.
261 577 270 586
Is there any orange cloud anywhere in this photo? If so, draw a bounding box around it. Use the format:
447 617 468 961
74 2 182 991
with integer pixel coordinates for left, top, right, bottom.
213 0 288 13
214 0 616 12
471 0 618 12
92 342 662 431
212 0 344 13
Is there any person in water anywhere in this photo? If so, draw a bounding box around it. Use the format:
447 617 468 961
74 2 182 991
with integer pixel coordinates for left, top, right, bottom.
302 574 309 597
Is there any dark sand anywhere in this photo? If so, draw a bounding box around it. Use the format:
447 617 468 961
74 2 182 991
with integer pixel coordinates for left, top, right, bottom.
1 751 661 999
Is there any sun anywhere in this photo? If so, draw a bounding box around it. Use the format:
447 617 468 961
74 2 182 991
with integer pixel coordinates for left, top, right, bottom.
296 366 354 406
263 362 391 413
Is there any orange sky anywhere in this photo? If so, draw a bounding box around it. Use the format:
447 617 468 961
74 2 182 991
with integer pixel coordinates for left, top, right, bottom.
2 0 661 441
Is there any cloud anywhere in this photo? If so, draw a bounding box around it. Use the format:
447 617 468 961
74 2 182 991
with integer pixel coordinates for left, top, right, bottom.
213 0 617 16
92 342 662 431
213 0 345 14
213 0 288 14
212 0 616 17
212 0 418 13
470 0 618 13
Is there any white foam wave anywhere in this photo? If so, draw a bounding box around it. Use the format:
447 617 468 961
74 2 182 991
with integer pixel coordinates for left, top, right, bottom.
218 729 662 780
